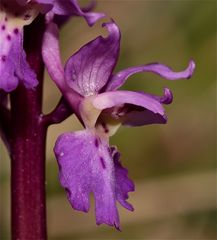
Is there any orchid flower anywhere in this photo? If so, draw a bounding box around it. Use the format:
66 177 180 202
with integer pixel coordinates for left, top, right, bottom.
0 0 104 92
42 20 195 229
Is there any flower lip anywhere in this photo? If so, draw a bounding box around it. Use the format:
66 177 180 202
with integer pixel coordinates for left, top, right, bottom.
54 129 134 230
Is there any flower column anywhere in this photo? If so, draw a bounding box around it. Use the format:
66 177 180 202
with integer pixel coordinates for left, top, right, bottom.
10 15 47 240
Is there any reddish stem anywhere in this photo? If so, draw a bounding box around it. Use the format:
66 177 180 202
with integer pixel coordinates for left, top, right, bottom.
10 15 47 240
42 97 73 126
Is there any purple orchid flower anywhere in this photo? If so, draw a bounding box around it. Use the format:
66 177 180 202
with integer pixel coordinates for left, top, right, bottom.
42 20 195 229
0 0 104 92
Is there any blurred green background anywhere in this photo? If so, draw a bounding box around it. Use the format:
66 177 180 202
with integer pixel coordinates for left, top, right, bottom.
0 0 216 239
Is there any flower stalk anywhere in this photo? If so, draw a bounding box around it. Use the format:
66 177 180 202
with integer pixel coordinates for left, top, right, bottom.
10 15 47 240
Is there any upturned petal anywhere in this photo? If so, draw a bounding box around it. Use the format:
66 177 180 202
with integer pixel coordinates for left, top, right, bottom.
106 60 196 91
159 87 173 105
52 0 105 26
54 129 134 229
64 21 120 96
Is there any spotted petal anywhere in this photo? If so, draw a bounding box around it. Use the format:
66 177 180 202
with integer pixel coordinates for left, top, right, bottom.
54 129 134 229
0 0 42 92
64 21 120 96
106 60 196 91
0 25 37 92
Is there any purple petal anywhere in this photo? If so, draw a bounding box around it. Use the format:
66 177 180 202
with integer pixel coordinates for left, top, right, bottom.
13 33 38 89
106 60 196 91
0 50 18 92
52 0 105 26
35 0 54 4
64 21 120 96
110 147 135 211
36 0 54 13
121 108 167 126
160 88 173 104
42 22 83 115
16 0 54 5
92 90 165 116
139 87 173 105
42 22 65 89
119 88 172 126
93 90 171 127
0 20 38 92
54 129 134 229
16 0 54 13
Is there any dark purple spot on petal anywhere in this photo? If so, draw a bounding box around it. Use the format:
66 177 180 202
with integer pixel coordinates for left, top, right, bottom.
7 35 11 41
4 17 8 22
14 28 19 35
1 55 6 62
94 138 99 148
100 157 106 169
1 25 6 31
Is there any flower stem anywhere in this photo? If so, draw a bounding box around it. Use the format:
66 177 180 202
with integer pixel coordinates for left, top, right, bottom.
10 15 47 240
